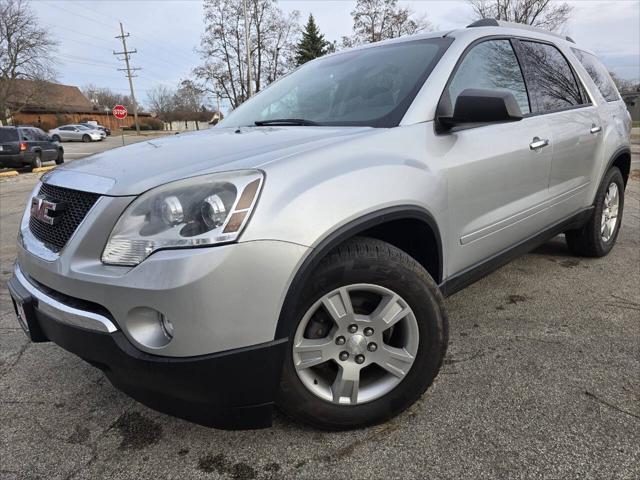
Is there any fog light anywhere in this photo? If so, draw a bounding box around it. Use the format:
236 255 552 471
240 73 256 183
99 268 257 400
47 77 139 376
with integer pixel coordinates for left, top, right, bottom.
126 307 173 348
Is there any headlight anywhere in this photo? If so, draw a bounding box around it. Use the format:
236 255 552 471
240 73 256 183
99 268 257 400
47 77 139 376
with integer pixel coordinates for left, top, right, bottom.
102 170 264 266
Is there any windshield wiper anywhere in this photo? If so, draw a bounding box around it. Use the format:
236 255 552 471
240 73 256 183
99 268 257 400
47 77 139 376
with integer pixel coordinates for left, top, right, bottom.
254 118 320 126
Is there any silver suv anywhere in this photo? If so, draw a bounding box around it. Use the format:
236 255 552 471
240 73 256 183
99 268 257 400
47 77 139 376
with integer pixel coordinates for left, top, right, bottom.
8 21 631 430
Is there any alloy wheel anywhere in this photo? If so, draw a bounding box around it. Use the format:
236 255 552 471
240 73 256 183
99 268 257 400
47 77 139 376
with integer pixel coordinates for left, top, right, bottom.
293 284 419 405
601 182 619 242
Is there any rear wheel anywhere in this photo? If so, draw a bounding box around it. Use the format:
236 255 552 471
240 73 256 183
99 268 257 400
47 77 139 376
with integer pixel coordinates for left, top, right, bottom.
565 167 624 257
55 149 64 165
31 152 42 169
277 237 448 430
51 135 61 143
82 134 91 143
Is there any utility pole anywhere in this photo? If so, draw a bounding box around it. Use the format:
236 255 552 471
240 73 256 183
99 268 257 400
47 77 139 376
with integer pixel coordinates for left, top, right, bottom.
242 0 253 99
114 22 141 134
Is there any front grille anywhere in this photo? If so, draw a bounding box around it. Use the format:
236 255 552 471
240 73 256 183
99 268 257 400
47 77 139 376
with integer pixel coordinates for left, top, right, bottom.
29 183 100 252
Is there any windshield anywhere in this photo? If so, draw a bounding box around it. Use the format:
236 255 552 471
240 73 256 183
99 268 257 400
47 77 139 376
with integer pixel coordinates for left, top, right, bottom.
221 37 452 129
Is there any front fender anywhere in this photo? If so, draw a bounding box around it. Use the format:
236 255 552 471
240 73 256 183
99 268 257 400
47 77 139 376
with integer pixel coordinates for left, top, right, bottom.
242 124 448 250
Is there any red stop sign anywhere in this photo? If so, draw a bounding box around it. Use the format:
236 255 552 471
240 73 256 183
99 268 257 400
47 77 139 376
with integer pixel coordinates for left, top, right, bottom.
112 105 128 119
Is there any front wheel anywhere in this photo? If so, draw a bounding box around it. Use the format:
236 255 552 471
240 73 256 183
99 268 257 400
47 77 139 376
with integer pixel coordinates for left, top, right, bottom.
277 237 448 430
82 134 91 143
565 167 625 257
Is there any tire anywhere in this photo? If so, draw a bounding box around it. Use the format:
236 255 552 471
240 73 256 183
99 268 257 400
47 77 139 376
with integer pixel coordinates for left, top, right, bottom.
82 134 91 143
51 135 61 143
565 167 625 257
31 152 42 169
276 237 448 430
55 149 64 165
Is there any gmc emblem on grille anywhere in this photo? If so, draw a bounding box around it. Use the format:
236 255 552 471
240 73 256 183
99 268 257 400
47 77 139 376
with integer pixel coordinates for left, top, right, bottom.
31 195 66 225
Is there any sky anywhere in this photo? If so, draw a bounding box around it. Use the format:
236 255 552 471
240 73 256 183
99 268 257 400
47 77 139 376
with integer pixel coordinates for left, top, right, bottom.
31 0 640 110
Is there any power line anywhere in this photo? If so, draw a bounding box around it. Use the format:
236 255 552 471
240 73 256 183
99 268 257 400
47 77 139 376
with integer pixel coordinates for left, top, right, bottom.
51 2 197 66
114 22 141 134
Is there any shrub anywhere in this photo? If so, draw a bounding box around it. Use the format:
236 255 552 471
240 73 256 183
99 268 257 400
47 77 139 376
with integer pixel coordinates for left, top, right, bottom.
141 118 164 130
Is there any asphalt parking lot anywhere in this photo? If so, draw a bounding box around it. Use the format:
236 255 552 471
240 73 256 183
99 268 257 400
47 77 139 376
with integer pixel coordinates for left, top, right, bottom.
0 132 172 175
58 132 172 163
0 161 638 479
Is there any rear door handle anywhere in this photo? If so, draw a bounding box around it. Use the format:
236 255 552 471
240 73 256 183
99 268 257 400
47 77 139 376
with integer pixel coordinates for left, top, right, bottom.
590 125 602 134
529 137 549 150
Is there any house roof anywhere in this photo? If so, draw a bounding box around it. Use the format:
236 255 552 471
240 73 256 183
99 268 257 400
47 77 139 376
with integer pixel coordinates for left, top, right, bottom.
9 79 96 113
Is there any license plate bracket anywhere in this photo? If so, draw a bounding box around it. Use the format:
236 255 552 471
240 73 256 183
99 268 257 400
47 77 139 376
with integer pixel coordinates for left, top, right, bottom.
7 276 48 342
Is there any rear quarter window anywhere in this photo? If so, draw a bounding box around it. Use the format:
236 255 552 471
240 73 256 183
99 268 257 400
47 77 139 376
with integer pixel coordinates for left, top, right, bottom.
0 128 19 142
571 49 620 102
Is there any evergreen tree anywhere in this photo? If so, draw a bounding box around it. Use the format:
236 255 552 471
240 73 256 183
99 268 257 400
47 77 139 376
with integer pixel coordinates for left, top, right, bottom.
295 14 330 66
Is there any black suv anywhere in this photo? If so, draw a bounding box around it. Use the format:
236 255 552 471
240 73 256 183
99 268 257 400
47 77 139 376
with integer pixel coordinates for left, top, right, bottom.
0 126 64 169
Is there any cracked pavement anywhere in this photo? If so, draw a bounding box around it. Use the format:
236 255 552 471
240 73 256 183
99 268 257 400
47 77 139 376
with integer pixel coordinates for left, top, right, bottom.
1 169 639 480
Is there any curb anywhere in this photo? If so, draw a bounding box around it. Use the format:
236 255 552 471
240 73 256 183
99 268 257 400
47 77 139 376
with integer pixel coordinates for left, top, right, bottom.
0 170 19 177
32 166 56 173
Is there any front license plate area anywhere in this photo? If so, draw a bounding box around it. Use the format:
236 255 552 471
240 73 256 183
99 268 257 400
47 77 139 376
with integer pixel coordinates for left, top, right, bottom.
7 276 47 342
12 297 30 334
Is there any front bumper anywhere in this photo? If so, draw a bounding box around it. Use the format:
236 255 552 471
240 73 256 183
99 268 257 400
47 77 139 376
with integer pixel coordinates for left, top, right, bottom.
8 266 288 429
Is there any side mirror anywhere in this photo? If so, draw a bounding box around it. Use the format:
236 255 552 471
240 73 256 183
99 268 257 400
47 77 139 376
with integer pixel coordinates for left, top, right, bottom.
438 88 523 130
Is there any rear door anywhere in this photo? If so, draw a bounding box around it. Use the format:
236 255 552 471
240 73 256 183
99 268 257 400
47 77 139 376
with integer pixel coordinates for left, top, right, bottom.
33 128 58 161
438 38 553 275
515 40 601 221
570 48 629 188
59 126 76 141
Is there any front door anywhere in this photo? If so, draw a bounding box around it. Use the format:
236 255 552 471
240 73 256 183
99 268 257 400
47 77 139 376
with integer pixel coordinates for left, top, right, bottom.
435 38 553 276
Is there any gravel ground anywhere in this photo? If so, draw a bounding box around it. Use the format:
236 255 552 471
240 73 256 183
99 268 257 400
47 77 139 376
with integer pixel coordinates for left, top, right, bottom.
0 168 638 480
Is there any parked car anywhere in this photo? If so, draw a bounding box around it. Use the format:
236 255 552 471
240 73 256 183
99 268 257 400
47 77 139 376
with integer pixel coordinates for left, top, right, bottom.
0 126 64 169
49 124 105 142
80 122 111 136
8 21 631 431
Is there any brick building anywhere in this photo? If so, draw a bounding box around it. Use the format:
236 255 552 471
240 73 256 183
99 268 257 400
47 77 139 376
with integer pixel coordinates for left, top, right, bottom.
5 79 152 131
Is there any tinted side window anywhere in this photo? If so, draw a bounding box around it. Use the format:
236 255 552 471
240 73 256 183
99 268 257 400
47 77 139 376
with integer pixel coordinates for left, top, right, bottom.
447 39 530 115
19 129 35 141
517 41 584 113
571 49 620 102
34 129 49 141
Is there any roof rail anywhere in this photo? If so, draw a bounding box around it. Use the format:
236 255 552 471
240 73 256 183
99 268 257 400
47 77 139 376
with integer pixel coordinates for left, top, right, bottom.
466 19 576 43
467 19 499 28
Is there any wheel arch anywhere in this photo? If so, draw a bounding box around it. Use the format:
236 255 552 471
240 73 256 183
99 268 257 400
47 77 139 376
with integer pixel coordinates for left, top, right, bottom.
274 206 443 339
605 147 631 187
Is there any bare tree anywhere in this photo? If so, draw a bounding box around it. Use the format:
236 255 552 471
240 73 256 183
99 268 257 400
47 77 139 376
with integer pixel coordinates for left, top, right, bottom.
609 72 635 93
467 0 573 32
82 84 139 111
0 0 58 124
195 0 299 109
146 85 176 122
343 0 432 47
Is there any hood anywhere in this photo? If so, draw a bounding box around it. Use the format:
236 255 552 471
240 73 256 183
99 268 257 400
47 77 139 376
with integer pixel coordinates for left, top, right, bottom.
50 126 373 196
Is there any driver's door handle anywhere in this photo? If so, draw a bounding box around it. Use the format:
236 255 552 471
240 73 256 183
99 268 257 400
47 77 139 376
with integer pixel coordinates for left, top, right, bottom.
590 125 602 134
529 137 549 150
